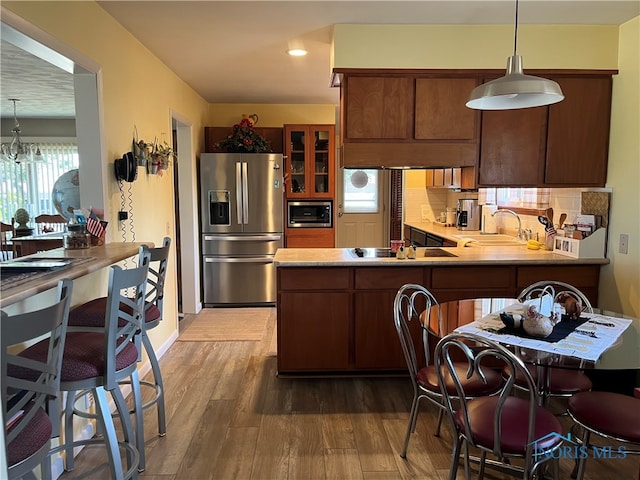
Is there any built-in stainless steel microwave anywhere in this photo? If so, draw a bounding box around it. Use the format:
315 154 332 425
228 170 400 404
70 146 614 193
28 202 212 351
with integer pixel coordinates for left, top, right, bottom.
287 201 332 228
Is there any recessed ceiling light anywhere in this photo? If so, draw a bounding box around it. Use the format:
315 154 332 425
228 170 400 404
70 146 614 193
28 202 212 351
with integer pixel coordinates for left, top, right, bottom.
287 49 307 57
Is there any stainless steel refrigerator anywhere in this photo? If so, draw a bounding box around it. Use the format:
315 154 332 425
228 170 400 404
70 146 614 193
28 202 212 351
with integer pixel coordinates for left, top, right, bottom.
199 153 283 306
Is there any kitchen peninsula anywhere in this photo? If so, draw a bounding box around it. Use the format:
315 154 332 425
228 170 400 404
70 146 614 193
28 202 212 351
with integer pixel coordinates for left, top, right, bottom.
274 245 607 375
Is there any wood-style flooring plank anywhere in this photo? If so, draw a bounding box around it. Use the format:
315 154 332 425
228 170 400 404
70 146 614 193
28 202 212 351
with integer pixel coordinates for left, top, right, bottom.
174 399 236 479
211 426 259 480
287 413 326 479
324 448 364 480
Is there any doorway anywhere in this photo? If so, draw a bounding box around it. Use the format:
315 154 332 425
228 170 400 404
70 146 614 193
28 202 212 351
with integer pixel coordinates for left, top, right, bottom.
336 168 390 247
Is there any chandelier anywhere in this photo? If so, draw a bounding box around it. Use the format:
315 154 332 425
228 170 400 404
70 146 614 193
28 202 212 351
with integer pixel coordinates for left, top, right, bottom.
1 98 44 163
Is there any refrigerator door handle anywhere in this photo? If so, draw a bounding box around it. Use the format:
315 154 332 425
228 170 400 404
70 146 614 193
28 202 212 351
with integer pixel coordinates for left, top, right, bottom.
235 161 243 224
203 234 282 242
204 256 274 264
242 161 249 223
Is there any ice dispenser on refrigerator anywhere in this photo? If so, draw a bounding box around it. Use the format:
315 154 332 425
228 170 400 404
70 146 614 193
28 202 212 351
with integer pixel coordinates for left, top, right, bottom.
208 191 230 226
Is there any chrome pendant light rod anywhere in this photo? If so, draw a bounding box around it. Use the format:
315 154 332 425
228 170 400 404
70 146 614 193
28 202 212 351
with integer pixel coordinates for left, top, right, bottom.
466 0 564 110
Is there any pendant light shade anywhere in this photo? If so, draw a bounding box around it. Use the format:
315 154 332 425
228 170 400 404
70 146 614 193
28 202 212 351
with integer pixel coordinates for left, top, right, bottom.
466 55 564 110
466 0 564 110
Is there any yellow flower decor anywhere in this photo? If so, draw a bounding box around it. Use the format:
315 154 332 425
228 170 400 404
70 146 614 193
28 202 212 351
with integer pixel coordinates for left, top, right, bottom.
215 114 271 153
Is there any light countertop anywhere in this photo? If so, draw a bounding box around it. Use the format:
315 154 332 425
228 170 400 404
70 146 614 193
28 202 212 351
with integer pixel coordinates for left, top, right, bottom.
1 242 152 306
274 245 609 267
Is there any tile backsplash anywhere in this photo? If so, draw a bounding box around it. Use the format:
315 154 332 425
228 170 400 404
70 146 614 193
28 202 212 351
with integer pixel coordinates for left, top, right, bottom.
405 185 611 241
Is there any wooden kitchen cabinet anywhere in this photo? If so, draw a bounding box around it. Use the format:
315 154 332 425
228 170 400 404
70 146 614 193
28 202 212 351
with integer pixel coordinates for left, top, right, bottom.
277 262 601 375
353 267 425 369
545 76 612 187
477 73 614 187
284 124 335 198
277 268 351 372
478 104 548 186
338 70 480 168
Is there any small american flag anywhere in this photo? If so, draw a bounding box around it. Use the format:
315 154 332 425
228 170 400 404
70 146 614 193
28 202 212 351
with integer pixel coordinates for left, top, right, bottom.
87 214 106 238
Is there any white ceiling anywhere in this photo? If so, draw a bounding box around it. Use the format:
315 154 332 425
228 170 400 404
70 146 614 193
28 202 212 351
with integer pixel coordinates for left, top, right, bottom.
2 0 639 119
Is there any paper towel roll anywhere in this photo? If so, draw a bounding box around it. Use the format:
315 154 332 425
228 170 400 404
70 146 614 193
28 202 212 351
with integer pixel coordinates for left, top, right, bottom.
482 204 498 233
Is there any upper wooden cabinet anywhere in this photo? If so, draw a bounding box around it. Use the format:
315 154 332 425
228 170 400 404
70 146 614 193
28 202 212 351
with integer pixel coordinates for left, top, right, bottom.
477 73 614 187
284 124 335 199
545 76 613 186
337 70 481 168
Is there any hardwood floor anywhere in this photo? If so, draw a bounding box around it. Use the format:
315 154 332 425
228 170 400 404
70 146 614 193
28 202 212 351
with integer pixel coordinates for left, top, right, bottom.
59 308 639 480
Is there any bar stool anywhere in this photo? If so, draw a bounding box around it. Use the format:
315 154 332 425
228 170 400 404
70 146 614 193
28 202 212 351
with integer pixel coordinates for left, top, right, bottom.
15 254 150 480
66 238 171 470
2 279 73 480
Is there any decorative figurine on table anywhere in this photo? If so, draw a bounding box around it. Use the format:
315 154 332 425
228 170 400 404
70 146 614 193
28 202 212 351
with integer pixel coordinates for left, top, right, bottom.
557 293 584 320
407 244 417 259
396 245 406 259
523 305 558 338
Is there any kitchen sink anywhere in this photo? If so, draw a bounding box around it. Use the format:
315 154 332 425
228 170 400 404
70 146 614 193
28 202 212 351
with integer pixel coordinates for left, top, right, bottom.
350 247 457 258
453 234 525 246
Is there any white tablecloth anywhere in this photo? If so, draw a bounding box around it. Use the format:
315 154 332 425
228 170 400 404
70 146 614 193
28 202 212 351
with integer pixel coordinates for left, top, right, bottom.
454 304 633 363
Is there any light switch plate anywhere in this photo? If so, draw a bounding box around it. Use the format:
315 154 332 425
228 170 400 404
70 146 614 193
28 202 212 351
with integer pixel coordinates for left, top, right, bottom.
619 233 629 254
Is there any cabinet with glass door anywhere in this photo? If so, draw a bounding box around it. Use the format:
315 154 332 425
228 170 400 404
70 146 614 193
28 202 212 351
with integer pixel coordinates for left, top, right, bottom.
284 125 335 199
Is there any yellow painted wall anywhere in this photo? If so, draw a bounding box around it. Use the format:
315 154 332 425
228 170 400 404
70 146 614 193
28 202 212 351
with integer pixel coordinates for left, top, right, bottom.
600 16 640 317
404 170 426 189
333 24 619 69
3 1 210 366
209 104 336 126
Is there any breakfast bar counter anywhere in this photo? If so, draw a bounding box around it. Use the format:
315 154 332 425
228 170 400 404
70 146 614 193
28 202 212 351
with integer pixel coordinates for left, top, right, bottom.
1 242 151 306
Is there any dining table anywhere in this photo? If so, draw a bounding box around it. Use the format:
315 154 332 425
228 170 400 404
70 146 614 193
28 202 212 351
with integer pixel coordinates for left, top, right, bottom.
10 231 64 256
426 297 640 400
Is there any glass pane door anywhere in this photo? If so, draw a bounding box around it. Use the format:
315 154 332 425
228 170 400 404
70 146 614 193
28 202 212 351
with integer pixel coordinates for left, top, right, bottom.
288 128 306 195
312 127 330 195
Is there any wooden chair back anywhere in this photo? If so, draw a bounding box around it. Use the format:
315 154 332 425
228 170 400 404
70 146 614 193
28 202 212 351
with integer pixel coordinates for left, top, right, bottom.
1 219 16 261
34 213 67 234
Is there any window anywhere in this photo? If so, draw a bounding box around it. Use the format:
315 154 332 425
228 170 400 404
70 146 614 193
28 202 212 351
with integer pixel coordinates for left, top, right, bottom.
343 169 379 213
0 141 79 222
479 187 550 209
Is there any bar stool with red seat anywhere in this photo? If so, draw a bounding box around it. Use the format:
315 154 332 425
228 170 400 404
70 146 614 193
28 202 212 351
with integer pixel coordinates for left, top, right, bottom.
2 279 73 480
66 238 171 470
18 254 150 479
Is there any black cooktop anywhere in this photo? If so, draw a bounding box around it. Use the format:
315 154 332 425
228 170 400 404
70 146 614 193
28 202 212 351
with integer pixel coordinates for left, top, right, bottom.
351 247 457 258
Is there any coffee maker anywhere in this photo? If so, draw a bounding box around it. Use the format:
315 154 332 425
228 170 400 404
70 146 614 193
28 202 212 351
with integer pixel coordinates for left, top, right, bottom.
456 199 481 231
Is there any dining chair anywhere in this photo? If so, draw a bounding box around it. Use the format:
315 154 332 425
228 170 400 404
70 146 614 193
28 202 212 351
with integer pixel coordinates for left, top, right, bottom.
63 238 170 471
67 238 171 454
14 254 150 480
435 331 563 480
513 281 594 407
567 391 640 480
1 219 16 260
393 284 503 458
2 279 73 480
34 214 66 234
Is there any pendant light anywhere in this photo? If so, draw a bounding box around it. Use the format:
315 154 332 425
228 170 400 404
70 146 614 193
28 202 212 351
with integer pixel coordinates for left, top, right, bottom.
466 0 564 110
0 98 45 163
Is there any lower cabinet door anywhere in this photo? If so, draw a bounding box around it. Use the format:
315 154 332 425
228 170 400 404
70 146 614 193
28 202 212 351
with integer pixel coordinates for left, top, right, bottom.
277 292 350 372
354 291 411 370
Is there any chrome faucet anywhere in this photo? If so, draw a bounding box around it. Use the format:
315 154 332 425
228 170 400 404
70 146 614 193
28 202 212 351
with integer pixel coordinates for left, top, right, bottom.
491 209 523 240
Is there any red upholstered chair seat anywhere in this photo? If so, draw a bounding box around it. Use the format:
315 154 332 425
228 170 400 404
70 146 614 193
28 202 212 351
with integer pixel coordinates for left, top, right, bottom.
7 404 52 467
418 364 503 396
12 333 138 382
569 391 640 443
69 297 160 328
455 396 563 455
505 364 593 394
